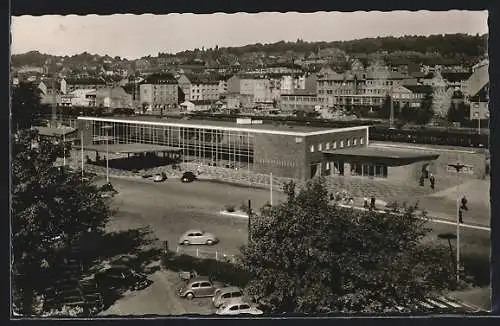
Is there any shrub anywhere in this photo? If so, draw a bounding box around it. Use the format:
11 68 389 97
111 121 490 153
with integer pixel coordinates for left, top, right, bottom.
224 204 236 213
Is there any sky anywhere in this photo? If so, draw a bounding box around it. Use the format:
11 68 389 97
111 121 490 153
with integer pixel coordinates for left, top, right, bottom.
11 11 488 60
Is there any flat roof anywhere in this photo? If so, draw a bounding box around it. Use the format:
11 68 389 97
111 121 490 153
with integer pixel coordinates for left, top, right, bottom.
34 126 77 136
76 143 181 154
77 116 369 137
323 146 439 166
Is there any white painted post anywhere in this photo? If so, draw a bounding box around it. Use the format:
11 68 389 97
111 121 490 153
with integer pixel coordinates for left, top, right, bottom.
270 172 273 205
196 248 199 257
81 127 84 180
215 251 218 261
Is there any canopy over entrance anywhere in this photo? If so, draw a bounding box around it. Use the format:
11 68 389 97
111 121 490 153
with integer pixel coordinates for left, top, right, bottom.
76 143 182 155
323 146 439 166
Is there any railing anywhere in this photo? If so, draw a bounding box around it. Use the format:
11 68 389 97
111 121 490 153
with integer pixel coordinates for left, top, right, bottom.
175 246 238 263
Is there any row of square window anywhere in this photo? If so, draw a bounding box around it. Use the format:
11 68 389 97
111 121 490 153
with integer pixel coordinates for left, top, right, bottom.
259 159 296 167
310 137 364 152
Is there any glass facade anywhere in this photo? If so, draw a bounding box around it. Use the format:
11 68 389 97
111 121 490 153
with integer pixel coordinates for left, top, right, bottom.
350 163 388 178
90 120 255 171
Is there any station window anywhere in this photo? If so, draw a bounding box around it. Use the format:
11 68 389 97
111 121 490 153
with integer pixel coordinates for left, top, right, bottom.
346 139 350 147
318 143 323 151
353 138 357 145
332 141 337 149
310 145 315 152
360 137 364 145
325 142 330 150
340 140 344 148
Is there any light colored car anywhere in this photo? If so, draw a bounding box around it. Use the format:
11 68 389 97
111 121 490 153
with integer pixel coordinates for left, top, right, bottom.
215 299 263 315
153 173 167 182
177 276 227 300
212 286 243 308
178 229 218 245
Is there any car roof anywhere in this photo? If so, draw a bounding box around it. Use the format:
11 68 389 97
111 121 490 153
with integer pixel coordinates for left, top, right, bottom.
188 276 211 283
218 286 242 294
224 299 253 307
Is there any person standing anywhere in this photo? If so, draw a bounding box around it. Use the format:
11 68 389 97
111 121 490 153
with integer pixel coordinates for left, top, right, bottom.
429 173 435 190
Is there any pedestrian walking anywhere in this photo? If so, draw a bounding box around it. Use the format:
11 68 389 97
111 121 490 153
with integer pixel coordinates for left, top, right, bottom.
419 175 425 187
363 197 369 209
429 173 435 190
459 207 464 224
461 196 468 211
370 196 376 210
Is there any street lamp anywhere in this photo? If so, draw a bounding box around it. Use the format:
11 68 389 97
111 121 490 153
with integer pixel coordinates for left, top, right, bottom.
101 125 113 183
447 162 467 282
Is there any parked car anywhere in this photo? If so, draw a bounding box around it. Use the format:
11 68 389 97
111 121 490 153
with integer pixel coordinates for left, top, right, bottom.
178 269 198 282
94 265 152 292
181 171 196 183
215 299 263 315
177 276 227 300
213 286 244 308
153 172 167 182
178 229 218 245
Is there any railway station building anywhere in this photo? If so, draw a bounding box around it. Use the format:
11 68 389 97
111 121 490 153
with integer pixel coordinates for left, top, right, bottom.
76 116 439 181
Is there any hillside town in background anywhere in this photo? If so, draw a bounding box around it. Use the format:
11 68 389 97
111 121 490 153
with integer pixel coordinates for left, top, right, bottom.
11 34 489 128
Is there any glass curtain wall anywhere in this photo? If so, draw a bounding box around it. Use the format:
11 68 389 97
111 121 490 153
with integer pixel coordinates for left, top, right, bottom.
90 120 255 171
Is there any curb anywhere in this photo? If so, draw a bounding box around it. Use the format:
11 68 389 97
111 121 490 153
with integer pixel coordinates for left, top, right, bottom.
336 203 490 231
219 211 249 219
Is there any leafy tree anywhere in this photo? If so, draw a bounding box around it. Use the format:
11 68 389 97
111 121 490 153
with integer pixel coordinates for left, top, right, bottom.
12 128 112 315
241 179 455 313
415 91 434 125
11 85 112 315
11 82 45 131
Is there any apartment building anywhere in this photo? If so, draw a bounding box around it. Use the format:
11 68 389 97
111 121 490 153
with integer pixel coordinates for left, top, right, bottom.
139 73 179 114
316 68 419 109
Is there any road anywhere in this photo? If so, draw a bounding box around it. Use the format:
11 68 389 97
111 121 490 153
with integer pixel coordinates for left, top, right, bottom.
104 176 283 256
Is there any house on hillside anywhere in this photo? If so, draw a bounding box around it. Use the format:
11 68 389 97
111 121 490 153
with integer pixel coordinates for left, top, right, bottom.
65 77 106 93
467 63 489 121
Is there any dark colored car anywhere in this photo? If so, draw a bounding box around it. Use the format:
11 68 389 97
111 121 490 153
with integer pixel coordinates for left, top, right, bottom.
181 171 197 183
94 265 152 292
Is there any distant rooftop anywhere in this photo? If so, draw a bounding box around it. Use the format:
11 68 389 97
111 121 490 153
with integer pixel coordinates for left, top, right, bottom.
77 115 369 136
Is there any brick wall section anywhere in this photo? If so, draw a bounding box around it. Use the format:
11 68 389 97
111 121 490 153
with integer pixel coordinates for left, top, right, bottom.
253 133 306 179
305 128 368 179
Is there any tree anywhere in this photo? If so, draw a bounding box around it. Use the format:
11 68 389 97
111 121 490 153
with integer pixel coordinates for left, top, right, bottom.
11 82 45 131
415 91 434 125
11 86 112 315
240 179 456 313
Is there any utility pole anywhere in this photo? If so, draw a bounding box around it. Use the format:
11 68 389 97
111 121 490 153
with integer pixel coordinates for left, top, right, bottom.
270 172 273 206
247 199 252 243
389 88 395 129
448 162 466 282
51 73 57 126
